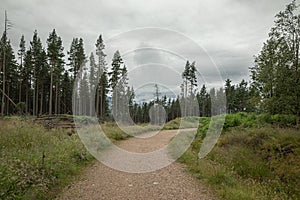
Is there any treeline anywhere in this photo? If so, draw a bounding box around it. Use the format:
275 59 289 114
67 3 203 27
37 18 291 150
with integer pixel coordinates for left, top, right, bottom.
0 28 113 119
0 23 253 123
0 1 299 126
129 65 255 124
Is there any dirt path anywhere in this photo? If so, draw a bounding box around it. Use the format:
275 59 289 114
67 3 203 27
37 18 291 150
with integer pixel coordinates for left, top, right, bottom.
57 129 216 200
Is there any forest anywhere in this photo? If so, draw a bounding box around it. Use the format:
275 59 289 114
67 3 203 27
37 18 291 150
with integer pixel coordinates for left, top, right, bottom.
0 1 299 128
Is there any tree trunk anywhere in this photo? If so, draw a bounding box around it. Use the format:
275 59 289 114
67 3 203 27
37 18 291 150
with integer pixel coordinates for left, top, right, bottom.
25 69 29 114
100 85 103 120
1 66 5 116
62 88 66 114
19 81 22 104
55 81 59 115
1 45 6 116
58 87 61 114
1 15 6 116
33 76 36 116
35 81 39 116
6 84 9 115
49 59 54 115
96 86 100 118
295 38 299 128
19 57 23 104
39 84 43 115
89 93 93 117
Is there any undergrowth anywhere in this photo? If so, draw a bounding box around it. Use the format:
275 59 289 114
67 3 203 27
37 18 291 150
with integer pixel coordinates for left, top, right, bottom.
175 113 300 199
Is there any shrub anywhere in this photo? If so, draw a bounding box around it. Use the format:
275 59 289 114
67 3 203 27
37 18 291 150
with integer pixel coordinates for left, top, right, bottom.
270 114 296 127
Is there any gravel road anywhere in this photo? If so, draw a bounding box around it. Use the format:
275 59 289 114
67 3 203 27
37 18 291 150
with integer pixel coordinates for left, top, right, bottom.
57 129 217 200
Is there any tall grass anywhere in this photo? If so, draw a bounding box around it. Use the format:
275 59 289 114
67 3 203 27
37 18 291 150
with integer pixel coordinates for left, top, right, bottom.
0 120 93 200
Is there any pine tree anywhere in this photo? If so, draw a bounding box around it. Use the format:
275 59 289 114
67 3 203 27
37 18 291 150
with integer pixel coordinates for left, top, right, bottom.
189 61 197 96
89 52 97 116
95 35 108 120
0 31 7 115
109 50 124 121
79 71 89 115
47 29 65 115
154 84 160 103
109 50 123 90
182 60 190 99
225 79 235 113
61 71 72 114
37 49 49 115
23 49 33 114
99 69 109 119
18 35 25 104
68 38 79 79
0 38 18 114
113 64 129 123
181 60 198 116
30 30 43 115
197 85 209 117
128 86 135 124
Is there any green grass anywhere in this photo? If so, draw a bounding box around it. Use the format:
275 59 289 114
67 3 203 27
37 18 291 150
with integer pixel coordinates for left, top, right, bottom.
173 113 300 200
163 116 201 130
0 120 94 200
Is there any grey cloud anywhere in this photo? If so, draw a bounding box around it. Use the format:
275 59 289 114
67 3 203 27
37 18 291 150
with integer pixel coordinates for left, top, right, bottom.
0 0 294 94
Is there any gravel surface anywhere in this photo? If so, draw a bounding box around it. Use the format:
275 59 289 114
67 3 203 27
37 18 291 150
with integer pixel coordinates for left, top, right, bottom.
57 129 217 200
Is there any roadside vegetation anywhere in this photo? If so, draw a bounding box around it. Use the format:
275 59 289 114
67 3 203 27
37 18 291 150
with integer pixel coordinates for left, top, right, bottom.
175 113 300 200
0 116 141 200
0 118 93 200
0 116 171 200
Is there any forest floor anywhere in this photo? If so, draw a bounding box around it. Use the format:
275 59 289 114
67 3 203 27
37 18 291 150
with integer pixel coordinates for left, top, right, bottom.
56 129 217 200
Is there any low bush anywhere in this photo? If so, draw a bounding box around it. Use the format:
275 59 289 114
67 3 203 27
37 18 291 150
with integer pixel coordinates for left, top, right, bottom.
223 113 297 130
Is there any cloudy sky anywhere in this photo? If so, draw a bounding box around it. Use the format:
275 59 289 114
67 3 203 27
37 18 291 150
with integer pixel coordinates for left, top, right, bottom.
0 0 293 100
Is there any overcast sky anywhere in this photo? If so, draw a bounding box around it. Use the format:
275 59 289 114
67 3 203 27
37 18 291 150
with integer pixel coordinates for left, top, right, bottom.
0 0 294 100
